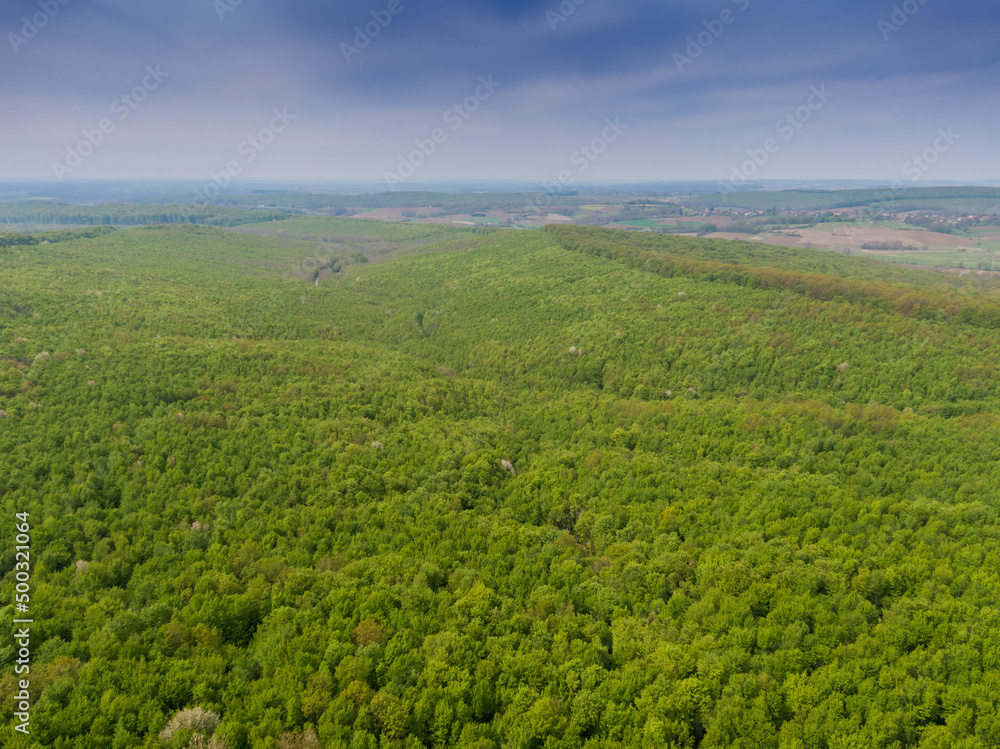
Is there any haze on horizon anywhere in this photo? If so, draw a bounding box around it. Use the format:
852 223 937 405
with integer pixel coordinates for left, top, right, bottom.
1 0 997 187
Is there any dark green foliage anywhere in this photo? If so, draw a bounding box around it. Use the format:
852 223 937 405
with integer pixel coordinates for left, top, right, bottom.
0 226 118 248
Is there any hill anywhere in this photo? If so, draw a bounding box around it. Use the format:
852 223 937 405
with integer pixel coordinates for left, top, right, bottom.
2 221 999 748
680 187 1000 215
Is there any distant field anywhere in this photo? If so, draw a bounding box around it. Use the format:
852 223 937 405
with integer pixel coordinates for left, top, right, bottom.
612 218 664 228
807 220 912 232
611 218 707 229
967 226 1000 251
744 223 1000 270
704 231 752 241
804 225 976 248
597 217 1000 271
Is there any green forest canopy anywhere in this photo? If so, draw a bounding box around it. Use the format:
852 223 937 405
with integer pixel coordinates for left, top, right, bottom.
1 220 999 748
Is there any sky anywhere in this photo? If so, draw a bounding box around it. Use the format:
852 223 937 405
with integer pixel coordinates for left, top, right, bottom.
1 0 997 188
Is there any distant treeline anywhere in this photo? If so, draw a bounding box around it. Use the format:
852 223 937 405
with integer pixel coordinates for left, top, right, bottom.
684 186 1000 214
0 202 295 227
0 226 117 248
201 191 598 214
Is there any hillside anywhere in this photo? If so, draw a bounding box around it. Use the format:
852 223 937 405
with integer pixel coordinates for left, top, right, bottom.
680 187 1000 215
2 221 1000 748
0 202 297 228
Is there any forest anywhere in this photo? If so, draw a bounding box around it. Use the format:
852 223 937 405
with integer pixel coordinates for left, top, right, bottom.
679 187 1000 215
0 203 294 228
195 186 1000 217
1 218 999 748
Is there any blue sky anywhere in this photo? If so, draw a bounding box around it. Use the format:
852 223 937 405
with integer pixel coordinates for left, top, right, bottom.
1 0 997 184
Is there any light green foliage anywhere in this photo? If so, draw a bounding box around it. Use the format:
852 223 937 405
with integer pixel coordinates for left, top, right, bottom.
1 220 999 747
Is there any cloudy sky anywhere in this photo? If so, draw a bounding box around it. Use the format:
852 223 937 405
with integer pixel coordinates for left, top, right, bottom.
1 0 997 186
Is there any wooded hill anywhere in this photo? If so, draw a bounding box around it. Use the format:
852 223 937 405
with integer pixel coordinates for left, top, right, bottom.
680 187 1000 215
1 221 998 748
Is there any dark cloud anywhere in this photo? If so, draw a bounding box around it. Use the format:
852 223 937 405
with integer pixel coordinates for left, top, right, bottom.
1 0 997 181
